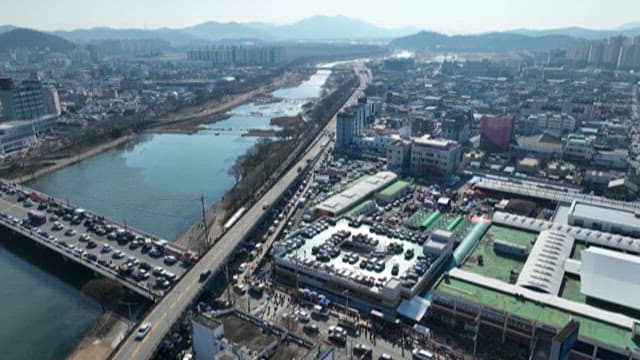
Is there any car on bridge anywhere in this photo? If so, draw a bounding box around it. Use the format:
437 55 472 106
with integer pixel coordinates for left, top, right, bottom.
199 269 212 282
135 322 152 340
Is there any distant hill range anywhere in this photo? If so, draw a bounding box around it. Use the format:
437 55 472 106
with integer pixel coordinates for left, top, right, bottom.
0 28 75 52
6 16 420 46
507 25 640 40
1 16 640 53
389 31 580 52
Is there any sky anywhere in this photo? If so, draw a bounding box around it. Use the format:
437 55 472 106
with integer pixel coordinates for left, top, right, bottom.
2 0 639 34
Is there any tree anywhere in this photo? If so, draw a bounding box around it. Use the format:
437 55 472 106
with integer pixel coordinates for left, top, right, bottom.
82 278 125 313
228 159 243 185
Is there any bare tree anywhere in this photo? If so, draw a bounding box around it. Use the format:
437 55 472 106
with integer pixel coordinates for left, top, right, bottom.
82 278 125 313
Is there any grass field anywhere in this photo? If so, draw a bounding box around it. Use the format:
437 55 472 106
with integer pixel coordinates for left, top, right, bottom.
559 275 586 303
461 225 537 282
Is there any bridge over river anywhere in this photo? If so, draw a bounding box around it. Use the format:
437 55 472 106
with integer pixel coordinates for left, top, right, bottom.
0 182 192 301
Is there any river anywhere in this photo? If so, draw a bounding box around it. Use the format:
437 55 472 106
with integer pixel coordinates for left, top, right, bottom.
0 67 331 360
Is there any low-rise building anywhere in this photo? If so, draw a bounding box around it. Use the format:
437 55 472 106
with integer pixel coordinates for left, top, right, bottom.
567 200 640 237
386 138 411 173
410 136 462 175
563 134 594 162
517 157 540 175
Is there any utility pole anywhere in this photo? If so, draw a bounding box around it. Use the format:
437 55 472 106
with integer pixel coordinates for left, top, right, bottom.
200 194 209 247
224 262 233 305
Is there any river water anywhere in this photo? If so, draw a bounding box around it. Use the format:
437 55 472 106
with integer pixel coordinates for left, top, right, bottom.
0 68 331 360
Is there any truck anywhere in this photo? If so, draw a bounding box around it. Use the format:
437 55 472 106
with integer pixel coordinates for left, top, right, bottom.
27 210 47 226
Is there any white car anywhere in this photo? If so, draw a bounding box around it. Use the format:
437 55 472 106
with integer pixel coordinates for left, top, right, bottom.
296 310 310 323
135 322 152 340
411 348 434 360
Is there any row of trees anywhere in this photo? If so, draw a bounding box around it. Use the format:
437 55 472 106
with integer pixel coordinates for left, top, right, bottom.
223 73 360 218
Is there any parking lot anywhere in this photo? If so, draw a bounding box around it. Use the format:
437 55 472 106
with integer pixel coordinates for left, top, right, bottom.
0 182 190 298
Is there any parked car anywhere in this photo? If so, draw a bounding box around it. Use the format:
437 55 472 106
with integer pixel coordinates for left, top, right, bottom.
164 255 178 265
303 323 319 334
411 348 434 360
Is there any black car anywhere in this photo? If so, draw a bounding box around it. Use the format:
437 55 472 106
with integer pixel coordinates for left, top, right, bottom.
199 269 212 282
303 323 319 334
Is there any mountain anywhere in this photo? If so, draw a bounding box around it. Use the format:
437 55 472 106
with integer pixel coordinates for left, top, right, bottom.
617 22 640 30
508 26 640 40
0 24 16 34
390 31 578 52
181 21 267 41
0 28 75 52
52 27 204 46
268 15 419 40
48 15 419 45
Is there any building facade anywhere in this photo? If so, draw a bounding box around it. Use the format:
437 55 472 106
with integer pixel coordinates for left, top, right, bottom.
336 105 364 148
187 46 287 66
480 115 514 153
0 78 46 121
410 136 462 175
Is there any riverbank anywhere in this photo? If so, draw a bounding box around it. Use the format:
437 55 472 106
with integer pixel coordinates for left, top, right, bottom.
148 71 307 134
67 311 130 360
11 134 136 184
3 69 307 182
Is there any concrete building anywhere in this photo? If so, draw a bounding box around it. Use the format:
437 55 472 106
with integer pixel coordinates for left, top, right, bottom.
0 115 58 155
567 200 640 237
42 85 61 116
563 134 594 162
314 171 397 217
480 115 514 153
410 136 462 175
336 105 364 148
191 314 225 360
441 115 471 144
535 113 576 133
273 218 450 320
517 157 540 175
187 46 286 66
581 247 640 311
0 78 47 121
386 138 411 173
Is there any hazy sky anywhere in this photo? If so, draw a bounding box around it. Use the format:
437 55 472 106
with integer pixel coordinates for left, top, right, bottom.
2 0 639 33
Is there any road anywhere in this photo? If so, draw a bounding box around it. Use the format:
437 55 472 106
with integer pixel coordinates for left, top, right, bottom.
0 185 187 299
111 61 370 360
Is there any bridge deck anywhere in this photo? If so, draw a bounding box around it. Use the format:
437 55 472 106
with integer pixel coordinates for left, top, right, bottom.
0 183 190 300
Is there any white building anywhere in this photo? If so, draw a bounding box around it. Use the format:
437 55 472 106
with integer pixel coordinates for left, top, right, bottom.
191 314 225 360
536 113 576 133
410 136 462 175
563 134 594 162
581 247 640 311
336 105 364 147
567 200 640 237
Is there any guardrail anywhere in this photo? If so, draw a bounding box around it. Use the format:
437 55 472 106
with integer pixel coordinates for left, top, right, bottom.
0 216 159 300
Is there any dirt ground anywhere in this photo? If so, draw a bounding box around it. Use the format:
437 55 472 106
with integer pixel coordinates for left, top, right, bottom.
271 341 310 360
221 315 276 352
67 311 130 360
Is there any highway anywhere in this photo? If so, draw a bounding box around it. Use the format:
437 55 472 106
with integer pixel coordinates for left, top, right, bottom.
0 185 188 300
111 61 370 360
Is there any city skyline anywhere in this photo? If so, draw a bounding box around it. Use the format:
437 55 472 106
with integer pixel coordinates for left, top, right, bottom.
1 0 640 34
